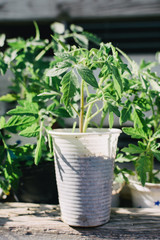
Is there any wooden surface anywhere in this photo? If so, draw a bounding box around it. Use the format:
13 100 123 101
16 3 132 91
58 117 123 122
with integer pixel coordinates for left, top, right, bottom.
0 0 160 21
0 202 160 239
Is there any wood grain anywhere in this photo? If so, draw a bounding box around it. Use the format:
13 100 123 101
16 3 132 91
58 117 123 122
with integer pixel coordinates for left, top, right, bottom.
0 202 160 239
0 0 160 21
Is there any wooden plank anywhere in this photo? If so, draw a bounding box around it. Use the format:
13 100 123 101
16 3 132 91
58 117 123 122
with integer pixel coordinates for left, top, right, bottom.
0 0 160 21
0 202 160 239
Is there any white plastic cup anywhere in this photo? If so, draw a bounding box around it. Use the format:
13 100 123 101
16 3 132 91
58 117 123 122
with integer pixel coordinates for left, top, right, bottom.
49 128 121 227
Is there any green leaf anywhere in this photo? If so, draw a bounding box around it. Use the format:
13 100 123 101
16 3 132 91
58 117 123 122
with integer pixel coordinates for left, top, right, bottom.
52 36 68 51
49 108 71 118
112 66 123 97
55 52 76 62
4 115 36 132
108 103 120 117
122 127 148 140
19 124 40 137
0 116 5 130
0 94 18 102
140 59 157 70
46 67 69 77
38 91 60 97
120 105 132 124
83 31 101 45
77 65 98 88
46 62 72 77
152 130 160 139
61 70 79 107
7 102 39 116
133 109 144 128
70 24 83 33
7 38 26 49
122 144 145 154
115 154 137 163
73 33 88 48
149 79 160 92
109 111 114 128
136 156 150 186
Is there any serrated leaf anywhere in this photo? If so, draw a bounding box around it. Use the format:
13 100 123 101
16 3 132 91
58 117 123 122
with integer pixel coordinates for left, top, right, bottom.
55 52 76 62
7 103 39 116
19 124 40 137
66 103 78 118
120 100 132 124
112 65 123 97
115 154 137 163
49 108 71 118
122 127 148 140
61 70 79 107
122 144 145 154
133 109 144 128
77 65 98 88
150 79 160 92
152 130 160 139
4 115 36 131
38 91 60 97
108 103 120 117
136 156 150 186
46 67 69 77
83 31 101 45
120 106 132 124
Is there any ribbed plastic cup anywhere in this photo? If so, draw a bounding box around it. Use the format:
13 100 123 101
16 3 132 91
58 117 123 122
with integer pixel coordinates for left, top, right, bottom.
48 128 121 227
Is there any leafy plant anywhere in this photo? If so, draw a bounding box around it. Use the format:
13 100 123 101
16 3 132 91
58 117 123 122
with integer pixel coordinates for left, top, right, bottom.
115 50 160 186
46 41 132 132
0 22 101 167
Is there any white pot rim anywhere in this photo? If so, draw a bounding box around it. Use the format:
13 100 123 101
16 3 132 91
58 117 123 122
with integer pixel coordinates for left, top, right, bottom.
48 128 122 137
129 179 160 188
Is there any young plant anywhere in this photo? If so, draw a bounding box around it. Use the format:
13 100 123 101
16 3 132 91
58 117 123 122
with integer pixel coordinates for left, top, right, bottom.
0 22 100 165
46 42 132 132
116 50 160 186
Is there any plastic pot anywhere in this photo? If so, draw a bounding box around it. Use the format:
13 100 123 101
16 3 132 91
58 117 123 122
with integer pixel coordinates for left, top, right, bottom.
49 128 121 227
129 178 160 208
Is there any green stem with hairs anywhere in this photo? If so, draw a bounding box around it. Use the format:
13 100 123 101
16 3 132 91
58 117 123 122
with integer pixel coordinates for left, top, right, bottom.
79 80 84 133
83 103 94 132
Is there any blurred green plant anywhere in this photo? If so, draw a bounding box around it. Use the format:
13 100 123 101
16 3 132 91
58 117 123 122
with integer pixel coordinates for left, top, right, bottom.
0 21 101 196
115 50 160 186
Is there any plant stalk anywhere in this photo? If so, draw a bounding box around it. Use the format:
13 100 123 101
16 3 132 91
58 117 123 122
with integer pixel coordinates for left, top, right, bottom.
149 153 154 183
83 103 93 132
79 80 84 133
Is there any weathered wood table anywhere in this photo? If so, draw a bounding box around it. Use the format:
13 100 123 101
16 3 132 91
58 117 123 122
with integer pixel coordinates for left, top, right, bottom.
0 202 160 240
